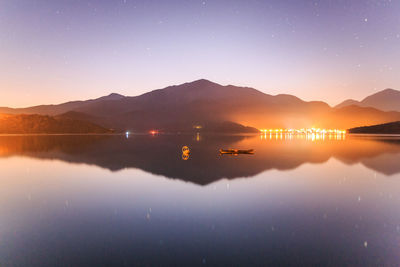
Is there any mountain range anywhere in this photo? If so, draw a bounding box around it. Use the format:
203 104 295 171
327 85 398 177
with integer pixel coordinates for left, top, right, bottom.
1 79 400 133
335 88 400 112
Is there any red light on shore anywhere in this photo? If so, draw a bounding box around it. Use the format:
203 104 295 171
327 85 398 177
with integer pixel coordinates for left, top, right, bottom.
149 130 158 135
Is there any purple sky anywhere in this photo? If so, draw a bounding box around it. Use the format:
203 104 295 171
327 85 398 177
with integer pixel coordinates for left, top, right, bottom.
1 0 400 107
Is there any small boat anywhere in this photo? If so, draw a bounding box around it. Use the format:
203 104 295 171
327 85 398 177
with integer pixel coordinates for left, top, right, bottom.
219 149 254 155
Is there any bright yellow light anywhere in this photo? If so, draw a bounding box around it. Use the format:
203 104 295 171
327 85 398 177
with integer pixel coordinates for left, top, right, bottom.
259 128 346 137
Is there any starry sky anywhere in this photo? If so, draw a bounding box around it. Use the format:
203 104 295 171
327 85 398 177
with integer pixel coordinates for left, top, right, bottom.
1 0 400 107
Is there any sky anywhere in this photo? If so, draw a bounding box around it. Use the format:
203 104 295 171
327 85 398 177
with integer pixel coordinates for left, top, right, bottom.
1 0 400 107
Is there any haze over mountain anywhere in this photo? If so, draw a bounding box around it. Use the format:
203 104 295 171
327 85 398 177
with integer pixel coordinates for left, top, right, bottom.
336 88 400 112
2 79 400 132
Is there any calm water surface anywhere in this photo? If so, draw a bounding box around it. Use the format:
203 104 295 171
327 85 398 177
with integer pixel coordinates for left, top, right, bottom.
1 134 400 266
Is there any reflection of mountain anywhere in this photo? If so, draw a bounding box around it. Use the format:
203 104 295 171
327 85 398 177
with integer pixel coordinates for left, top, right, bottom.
2 80 400 131
0 135 400 184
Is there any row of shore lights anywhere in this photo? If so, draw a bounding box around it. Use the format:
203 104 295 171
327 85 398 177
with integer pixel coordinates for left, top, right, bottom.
260 128 346 134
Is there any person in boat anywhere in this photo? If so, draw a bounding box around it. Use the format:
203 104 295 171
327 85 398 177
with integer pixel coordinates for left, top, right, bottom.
219 149 254 154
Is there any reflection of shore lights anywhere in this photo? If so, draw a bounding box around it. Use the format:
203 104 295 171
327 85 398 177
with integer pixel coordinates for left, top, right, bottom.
125 131 130 138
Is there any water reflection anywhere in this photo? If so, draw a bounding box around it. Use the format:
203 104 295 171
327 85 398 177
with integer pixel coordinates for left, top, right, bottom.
1 134 400 265
0 134 400 184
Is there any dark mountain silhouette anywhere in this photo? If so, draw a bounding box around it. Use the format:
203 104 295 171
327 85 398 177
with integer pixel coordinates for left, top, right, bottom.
56 111 102 122
0 113 112 134
2 80 400 132
69 79 335 130
1 135 400 185
348 121 400 134
336 88 400 112
68 80 400 130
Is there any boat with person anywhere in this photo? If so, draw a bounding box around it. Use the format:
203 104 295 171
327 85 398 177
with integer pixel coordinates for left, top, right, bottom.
219 149 254 155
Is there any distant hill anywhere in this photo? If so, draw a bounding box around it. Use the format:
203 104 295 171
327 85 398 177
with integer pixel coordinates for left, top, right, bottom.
335 99 359 109
0 93 125 116
0 114 112 134
348 121 400 134
2 80 400 132
336 88 400 112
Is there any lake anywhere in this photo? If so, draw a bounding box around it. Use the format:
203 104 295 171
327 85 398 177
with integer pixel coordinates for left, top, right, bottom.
0 134 400 266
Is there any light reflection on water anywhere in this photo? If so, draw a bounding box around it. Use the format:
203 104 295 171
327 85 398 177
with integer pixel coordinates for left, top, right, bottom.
0 134 400 266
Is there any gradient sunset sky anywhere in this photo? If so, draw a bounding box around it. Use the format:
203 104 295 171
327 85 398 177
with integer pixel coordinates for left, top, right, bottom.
1 0 400 107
